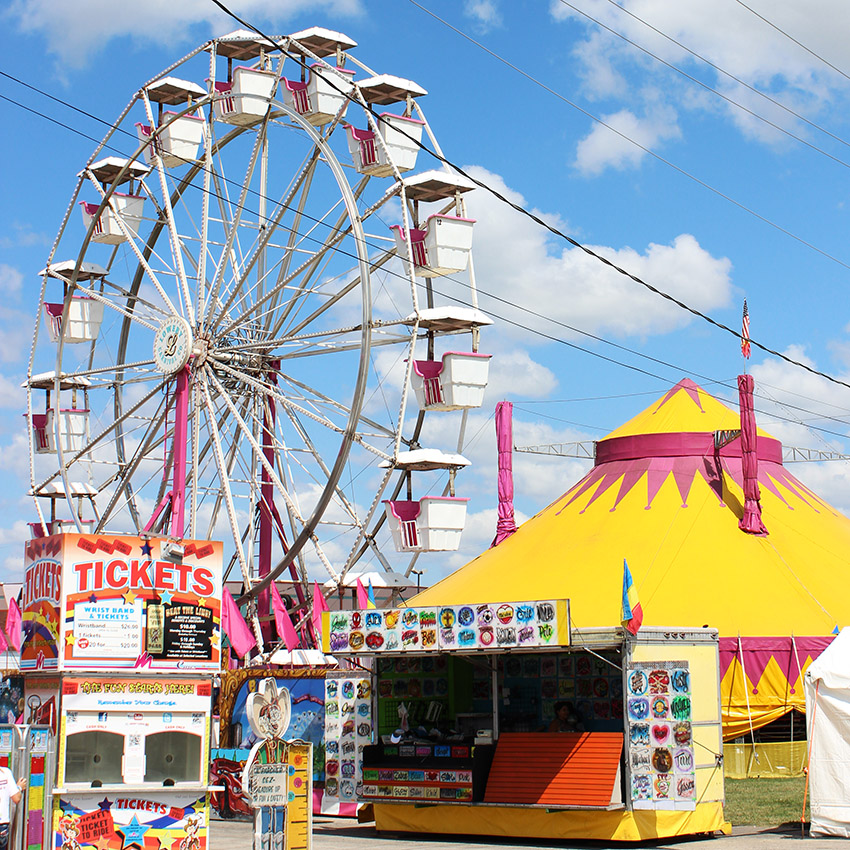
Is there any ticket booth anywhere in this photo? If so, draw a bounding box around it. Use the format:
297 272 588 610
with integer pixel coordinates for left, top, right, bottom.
21 533 223 850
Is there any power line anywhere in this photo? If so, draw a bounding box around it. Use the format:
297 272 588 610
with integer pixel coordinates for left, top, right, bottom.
593 0 850 154
7 17 850 396
403 0 850 279
732 0 850 85
555 0 850 169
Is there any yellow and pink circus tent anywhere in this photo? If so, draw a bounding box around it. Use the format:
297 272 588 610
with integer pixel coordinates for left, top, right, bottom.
414 379 850 739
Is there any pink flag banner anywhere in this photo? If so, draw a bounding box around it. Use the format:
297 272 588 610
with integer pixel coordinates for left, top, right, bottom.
5 598 21 652
738 374 768 535
271 582 300 651
356 578 369 609
491 401 518 547
312 582 330 644
221 587 256 659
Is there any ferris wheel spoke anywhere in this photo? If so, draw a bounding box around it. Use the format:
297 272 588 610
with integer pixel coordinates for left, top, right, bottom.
203 118 270 328
277 402 361 525
204 367 310 529
94 396 170 533
201 393 252 542
211 148 323 331
32 378 167 495
98 277 172 321
198 378 251 586
278 372 398 441
271 244 398 342
72 284 159 332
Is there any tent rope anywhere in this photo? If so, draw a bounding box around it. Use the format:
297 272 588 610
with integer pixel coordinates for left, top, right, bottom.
790 633 805 744
802 679 818 837
738 634 760 762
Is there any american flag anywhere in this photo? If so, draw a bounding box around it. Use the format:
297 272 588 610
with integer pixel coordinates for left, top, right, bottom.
741 299 751 359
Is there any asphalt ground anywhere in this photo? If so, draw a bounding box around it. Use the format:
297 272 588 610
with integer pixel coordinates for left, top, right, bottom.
210 816 842 849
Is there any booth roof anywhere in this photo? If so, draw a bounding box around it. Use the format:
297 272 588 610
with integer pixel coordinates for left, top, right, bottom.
413 379 850 639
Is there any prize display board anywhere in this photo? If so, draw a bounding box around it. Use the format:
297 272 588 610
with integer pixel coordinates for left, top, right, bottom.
625 661 696 810
323 671 371 808
471 652 623 733
22 534 222 671
323 600 569 655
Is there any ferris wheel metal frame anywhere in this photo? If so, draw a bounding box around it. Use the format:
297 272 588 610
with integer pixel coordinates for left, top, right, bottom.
25 27 491 652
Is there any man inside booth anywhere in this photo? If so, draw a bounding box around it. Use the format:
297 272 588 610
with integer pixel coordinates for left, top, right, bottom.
548 700 584 733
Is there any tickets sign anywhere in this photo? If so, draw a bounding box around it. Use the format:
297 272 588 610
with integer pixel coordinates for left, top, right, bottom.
322 600 570 654
22 533 222 671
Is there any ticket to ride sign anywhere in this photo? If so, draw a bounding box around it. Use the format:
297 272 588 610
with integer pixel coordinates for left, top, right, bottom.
22 533 222 671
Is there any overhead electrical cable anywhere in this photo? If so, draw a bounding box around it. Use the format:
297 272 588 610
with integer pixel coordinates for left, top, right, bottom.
593 0 850 153
554 0 850 169
402 0 850 277
732 0 850 84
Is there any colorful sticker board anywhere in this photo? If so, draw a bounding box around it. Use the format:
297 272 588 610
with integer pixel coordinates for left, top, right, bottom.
22 533 222 671
323 600 570 654
323 670 371 811
625 661 695 811
58 676 212 788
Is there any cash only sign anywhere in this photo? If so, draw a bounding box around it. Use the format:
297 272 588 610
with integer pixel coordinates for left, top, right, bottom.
241 678 313 850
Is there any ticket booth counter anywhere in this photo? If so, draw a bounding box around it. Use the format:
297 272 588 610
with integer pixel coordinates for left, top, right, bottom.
323 600 728 842
21 533 224 850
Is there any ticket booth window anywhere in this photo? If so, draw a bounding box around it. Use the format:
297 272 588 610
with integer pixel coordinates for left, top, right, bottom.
144 731 202 784
65 730 124 785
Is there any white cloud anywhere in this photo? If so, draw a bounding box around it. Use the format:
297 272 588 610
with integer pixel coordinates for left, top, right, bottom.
6 0 364 67
574 106 680 175
464 0 502 30
0 266 23 299
459 166 733 339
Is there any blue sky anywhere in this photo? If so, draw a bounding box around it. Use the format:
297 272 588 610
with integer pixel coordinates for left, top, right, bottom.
3 0 850 587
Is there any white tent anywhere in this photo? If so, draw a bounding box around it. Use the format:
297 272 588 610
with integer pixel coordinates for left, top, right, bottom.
805 627 850 837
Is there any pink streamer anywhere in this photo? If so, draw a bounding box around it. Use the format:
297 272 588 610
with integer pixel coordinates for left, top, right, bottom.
738 374 768 535
491 401 518 547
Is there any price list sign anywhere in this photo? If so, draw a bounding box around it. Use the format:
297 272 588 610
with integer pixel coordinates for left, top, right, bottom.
73 599 142 657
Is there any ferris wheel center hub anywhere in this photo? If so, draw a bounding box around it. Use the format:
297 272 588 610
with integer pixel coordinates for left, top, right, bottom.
153 317 193 374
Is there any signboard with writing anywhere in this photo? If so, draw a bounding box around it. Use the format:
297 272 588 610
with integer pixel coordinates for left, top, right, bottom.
322 599 570 655
625 660 696 811
22 534 222 671
249 763 290 807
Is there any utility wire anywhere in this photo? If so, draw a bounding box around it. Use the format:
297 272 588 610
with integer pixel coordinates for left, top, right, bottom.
732 0 850 84
555 0 850 169
404 0 850 278
593 0 850 153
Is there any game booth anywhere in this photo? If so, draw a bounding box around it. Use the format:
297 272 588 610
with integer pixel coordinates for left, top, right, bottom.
19 532 223 850
323 600 728 842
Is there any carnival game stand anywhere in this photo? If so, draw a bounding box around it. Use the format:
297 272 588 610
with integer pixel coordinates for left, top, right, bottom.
324 605 728 843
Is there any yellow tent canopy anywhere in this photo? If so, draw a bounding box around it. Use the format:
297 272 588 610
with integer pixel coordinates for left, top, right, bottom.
414 379 847 738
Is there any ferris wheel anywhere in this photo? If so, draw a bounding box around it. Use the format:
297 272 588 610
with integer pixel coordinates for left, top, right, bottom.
25 28 492 647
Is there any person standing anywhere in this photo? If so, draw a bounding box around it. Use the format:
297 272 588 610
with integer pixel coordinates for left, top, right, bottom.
0 768 24 850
